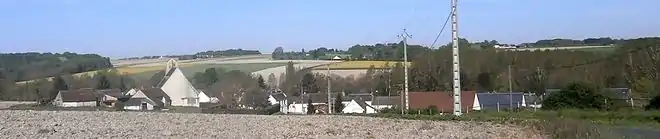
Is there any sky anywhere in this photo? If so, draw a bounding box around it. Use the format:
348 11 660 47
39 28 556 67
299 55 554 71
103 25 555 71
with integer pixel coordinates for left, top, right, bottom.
1 0 658 58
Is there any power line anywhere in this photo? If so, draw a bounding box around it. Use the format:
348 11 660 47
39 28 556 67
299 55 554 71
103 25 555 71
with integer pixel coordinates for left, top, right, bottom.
430 9 454 48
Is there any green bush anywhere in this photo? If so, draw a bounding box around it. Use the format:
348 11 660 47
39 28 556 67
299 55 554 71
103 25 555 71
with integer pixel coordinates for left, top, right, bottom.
543 82 622 110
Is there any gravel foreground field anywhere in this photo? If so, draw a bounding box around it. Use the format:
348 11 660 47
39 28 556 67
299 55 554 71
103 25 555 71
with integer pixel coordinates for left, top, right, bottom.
0 110 544 139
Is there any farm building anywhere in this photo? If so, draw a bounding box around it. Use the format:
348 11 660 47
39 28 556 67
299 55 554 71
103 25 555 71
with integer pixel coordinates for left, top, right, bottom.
155 59 201 107
287 93 329 114
52 88 99 107
97 89 126 106
123 88 170 111
371 96 400 110
125 88 137 96
408 91 479 113
474 93 526 111
340 93 373 106
267 93 288 114
342 98 376 114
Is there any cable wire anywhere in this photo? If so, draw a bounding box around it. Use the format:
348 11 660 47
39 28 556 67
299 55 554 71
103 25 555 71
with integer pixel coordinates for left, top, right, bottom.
429 8 454 48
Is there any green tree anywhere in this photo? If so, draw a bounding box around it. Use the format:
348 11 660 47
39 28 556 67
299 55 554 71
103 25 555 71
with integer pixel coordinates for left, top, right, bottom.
334 93 345 113
257 75 266 90
306 98 314 114
542 82 614 110
95 74 111 89
301 73 318 93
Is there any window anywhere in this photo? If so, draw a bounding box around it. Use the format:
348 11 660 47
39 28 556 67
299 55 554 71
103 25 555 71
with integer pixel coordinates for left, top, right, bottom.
187 99 198 105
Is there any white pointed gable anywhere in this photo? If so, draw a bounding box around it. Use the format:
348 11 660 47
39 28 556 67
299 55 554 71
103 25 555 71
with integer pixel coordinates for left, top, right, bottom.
132 90 148 99
125 89 137 96
199 91 210 103
160 67 199 106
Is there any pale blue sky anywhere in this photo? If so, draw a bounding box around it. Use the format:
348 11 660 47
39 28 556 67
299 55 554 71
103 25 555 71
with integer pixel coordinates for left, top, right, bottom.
1 0 658 58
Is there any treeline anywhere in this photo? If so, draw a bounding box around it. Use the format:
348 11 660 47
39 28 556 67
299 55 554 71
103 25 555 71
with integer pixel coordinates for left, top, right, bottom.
271 47 348 60
195 49 261 57
522 37 622 47
192 68 269 108
0 70 133 101
272 37 660 105
0 52 112 82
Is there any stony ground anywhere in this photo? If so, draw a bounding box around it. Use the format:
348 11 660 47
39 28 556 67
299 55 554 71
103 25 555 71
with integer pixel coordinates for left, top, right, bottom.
0 110 545 139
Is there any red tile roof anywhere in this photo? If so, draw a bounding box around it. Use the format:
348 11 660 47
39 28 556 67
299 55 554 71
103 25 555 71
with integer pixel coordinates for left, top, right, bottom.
408 91 476 113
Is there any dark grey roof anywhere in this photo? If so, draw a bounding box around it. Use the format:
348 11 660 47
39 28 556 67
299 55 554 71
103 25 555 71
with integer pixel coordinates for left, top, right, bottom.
291 93 328 103
271 93 286 101
96 89 123 98
372 96 400 105
343 93 373 101
477 93 525 110
155 68 177 88
140 88 170 107
59 88 98 102
354 99 375 110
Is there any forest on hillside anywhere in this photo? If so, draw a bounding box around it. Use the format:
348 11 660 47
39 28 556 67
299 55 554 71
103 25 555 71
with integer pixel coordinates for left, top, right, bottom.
272 37 660 105
0 52 112 82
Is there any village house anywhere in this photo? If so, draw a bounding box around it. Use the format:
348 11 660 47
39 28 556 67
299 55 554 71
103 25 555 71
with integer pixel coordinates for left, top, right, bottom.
123 88 170 111
342 98 377 114
288 93 329 114
155 59 201 107
474 93 526 111
267 92 288 114
409 91 480 113
96 89 125 107
371 96 400 110
52 88 99 107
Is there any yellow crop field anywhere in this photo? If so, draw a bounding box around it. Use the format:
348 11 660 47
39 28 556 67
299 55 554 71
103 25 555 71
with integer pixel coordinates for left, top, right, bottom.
314 61 411 70
115 66 164 75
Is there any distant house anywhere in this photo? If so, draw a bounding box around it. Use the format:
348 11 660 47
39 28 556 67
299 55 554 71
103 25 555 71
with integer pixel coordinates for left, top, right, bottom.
371 96 400 110
52 88 99 107
155 59 201 107
96 89 125 106
125 88 137 96
123 88 170 111
409 91 479 113
474 93 525 111
268 93 288 114
341 93 373 106
288 93 329 114
342 99 376 114
332 56 342 60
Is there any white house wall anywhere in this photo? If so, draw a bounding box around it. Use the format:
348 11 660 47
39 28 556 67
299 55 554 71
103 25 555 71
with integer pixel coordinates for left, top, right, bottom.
61 102 97 107
198 91 211 103
372 105 394 110
160 68 200 107
472 94 481 111
342 100 377 114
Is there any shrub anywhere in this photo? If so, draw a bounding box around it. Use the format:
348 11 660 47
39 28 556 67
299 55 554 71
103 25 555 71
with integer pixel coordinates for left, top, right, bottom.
542 82 618 110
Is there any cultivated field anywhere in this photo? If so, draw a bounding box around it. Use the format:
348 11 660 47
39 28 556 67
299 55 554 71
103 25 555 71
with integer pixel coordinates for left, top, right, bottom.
313 61 411 70
130 63 291 80
251 61 339 83
0 110 544 138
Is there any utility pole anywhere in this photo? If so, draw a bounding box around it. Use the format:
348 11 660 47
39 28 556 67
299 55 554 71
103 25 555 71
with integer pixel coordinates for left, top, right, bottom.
508 65 513 109
399 29 412 112
451 0 462 116
327 64 332 114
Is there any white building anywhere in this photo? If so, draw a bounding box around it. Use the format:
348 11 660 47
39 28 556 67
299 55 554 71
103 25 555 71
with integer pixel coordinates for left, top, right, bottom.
268 93 288 114
287 93 328 114
198 90 211 103
156 59 201 107
123 88 170 111
52 88 99 107
342 99 377 114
